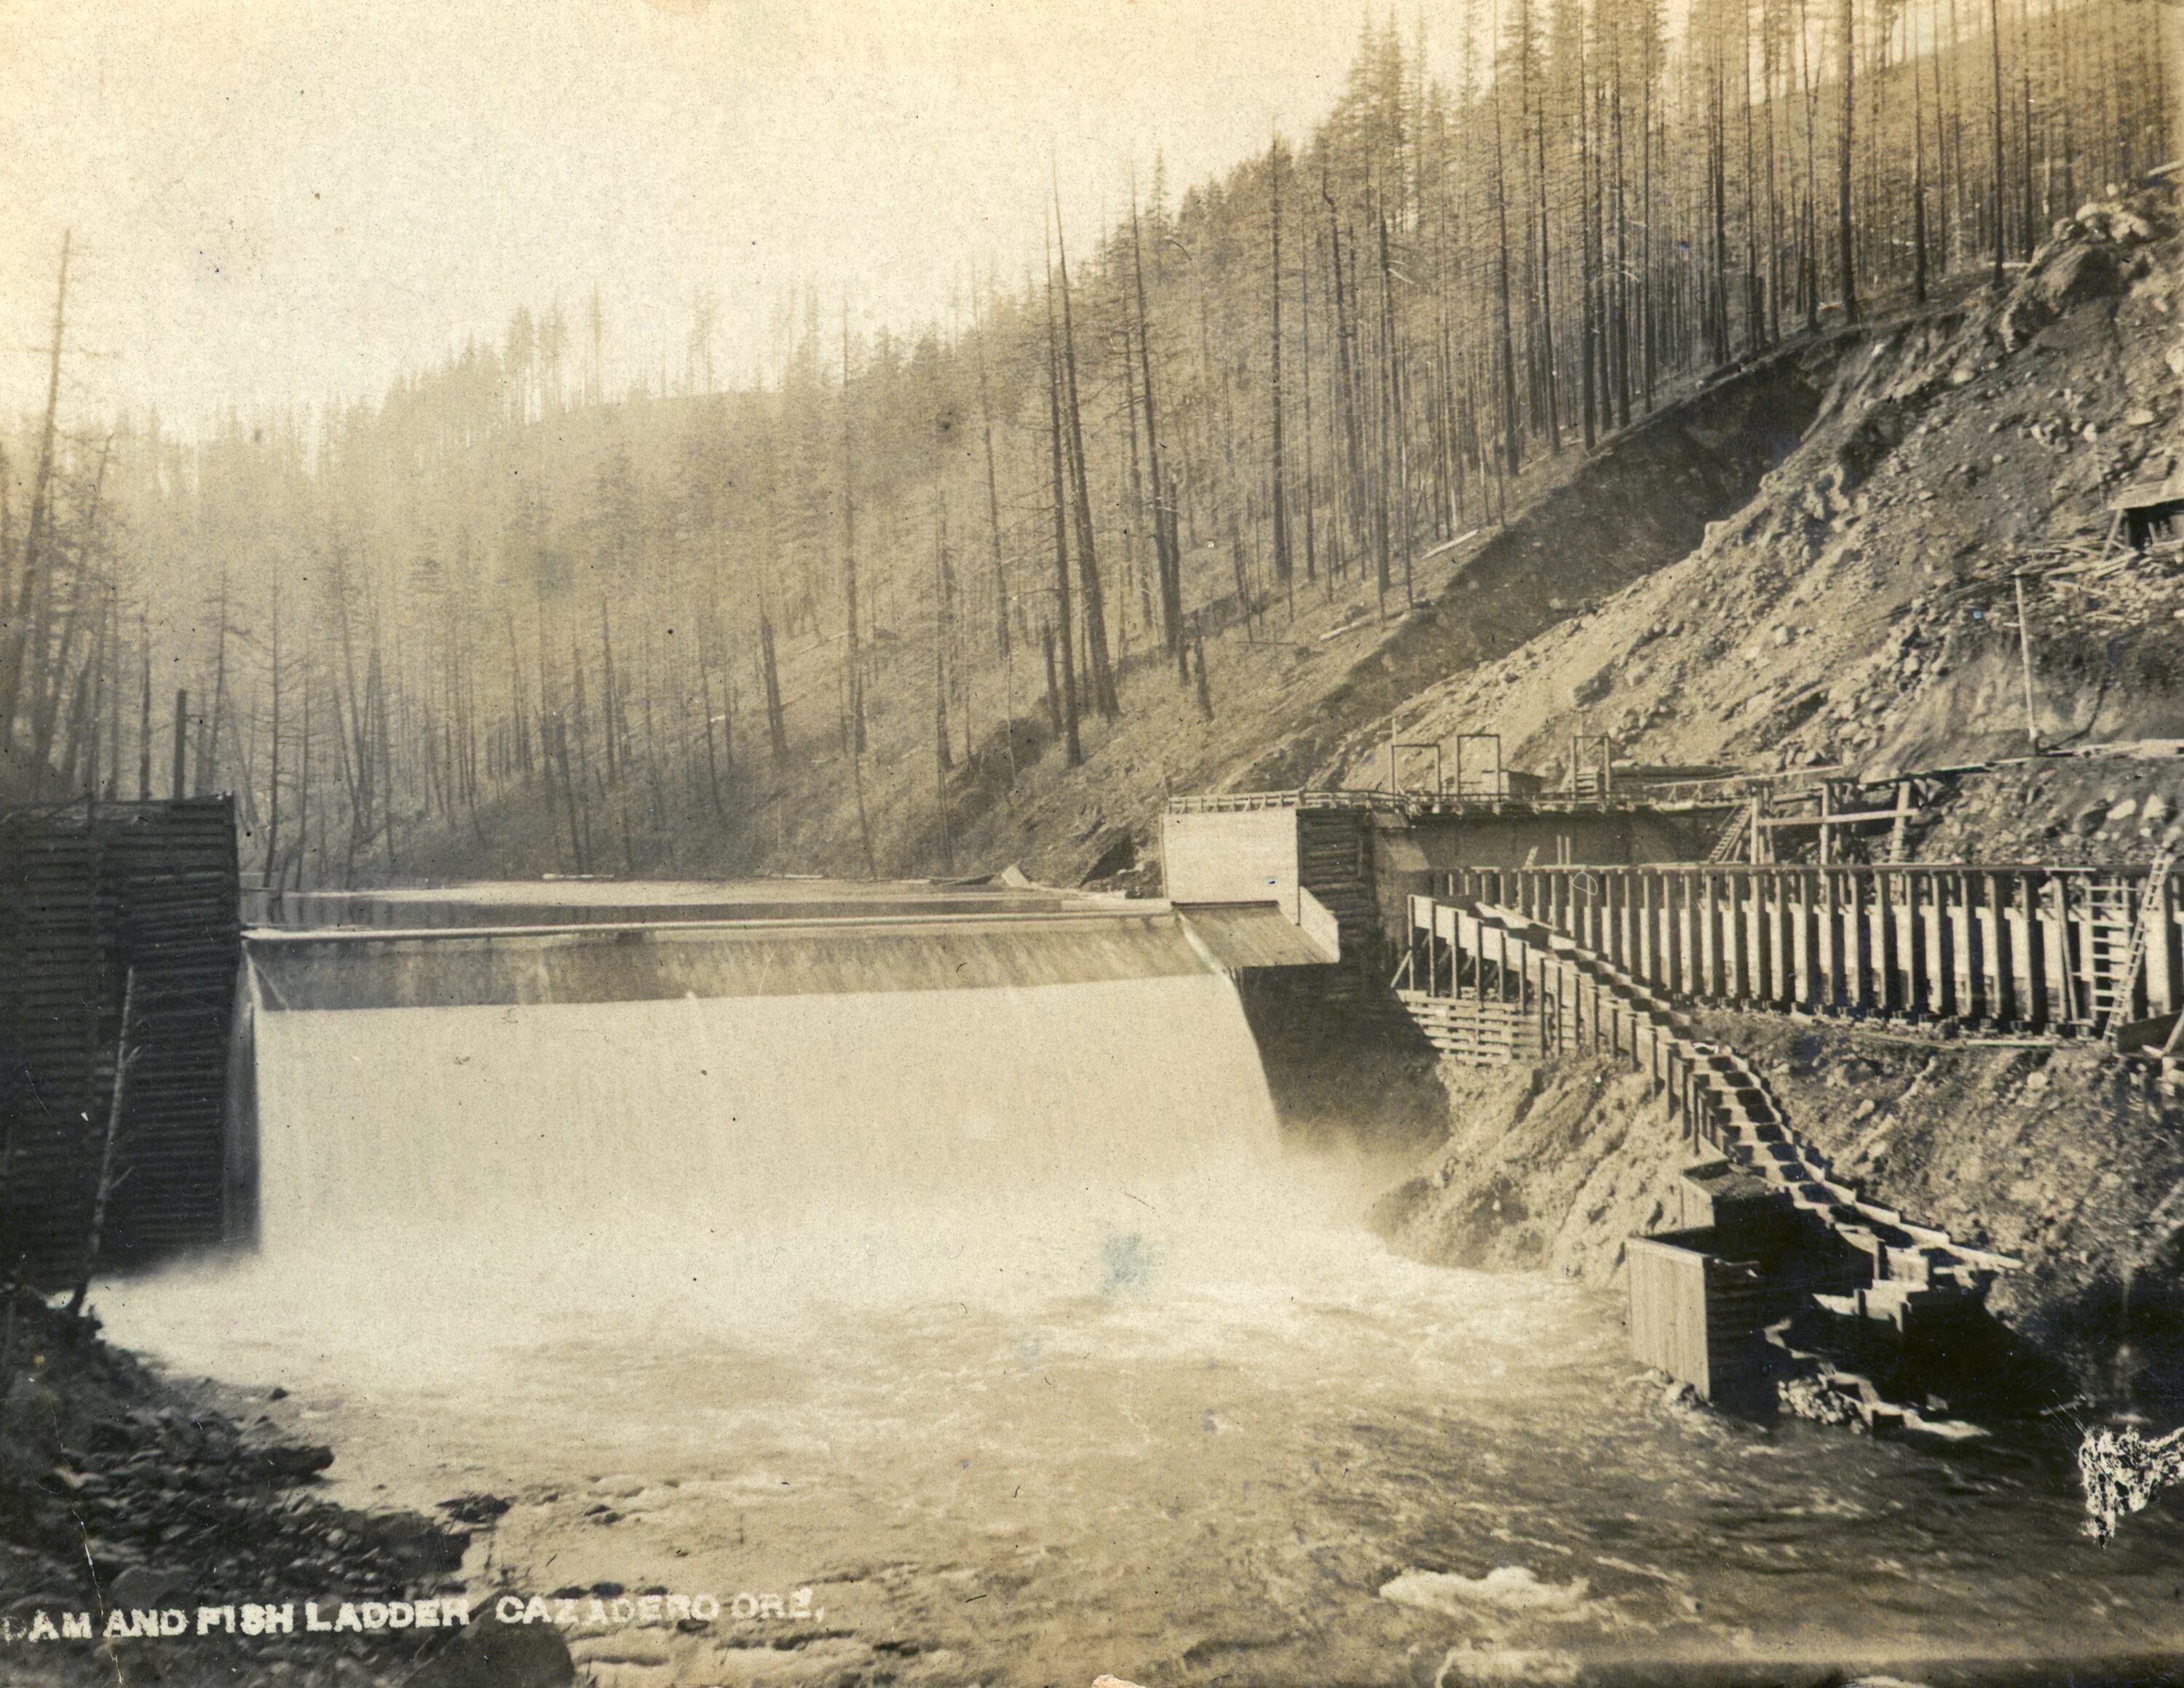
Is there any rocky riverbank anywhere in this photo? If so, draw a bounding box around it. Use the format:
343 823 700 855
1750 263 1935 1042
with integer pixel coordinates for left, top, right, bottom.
0 1287 555 1687
1374 1019 2184 1422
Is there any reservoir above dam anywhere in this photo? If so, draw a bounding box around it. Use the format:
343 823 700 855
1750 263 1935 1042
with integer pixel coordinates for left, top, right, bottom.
79 874 2184 1685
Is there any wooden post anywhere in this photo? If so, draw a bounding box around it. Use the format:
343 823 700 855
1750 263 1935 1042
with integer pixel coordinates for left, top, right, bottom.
1905 871 1931 1017
1719 874 1740 999
170 689 188 800
68 969 136 1320
2153 866 2180 1020
1952 872 1978 1019
1676 872 1698 997
2053 876 2079 1025
2019 872 2046 1028
1875 870 1899 1012
1819 869 1843 1009
1923 871 1949 1019
1700 872 1721 998
1784 872 1806 1007
2014 572 2040 752
1844 872 1868 1011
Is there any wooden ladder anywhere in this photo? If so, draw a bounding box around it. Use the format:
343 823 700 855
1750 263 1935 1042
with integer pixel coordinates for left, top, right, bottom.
2097 845 2177 1038
1706 802 1754 864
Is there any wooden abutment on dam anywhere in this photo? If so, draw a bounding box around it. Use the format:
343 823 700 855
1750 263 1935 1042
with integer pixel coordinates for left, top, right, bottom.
0 799 242 1284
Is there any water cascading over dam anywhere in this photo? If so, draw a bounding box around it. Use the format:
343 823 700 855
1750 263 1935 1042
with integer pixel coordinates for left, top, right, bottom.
97 880 2184 1681
232 885 1297 1320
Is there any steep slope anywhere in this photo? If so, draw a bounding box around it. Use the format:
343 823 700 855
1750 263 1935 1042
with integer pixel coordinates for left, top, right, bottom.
392 195 2177 892
1325 194 2181 802
392 339 1845 889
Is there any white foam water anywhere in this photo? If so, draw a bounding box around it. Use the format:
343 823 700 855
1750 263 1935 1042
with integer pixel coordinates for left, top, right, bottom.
109 961 1340 1377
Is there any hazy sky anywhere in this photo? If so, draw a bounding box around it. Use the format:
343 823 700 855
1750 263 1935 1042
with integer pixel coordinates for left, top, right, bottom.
0 0 1402 430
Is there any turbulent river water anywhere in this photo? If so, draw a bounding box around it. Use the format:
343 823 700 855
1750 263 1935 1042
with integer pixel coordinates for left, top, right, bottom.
90 912 2184 1687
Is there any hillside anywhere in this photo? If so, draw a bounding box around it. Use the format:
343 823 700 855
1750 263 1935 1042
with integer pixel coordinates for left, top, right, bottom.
696 185 2184 891
389 326 1843 888
1323 192 2183 829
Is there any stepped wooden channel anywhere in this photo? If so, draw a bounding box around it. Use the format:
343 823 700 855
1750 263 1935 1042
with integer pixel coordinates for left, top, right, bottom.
1398 891 2022 1423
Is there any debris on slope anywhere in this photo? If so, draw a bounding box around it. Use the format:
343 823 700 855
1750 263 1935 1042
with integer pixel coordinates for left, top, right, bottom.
1329 190 2183 794
1914 752 2184 863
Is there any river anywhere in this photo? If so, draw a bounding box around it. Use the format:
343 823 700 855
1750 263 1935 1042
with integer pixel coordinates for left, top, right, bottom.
90 903 2184 1686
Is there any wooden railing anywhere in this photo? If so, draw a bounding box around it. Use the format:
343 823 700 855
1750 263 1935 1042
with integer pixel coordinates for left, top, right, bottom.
1398 893 1788 1152
1436 861 2183 1033
1164 786 1741 819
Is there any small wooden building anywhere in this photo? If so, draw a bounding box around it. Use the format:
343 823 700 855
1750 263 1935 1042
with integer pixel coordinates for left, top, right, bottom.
2108 475 2184 553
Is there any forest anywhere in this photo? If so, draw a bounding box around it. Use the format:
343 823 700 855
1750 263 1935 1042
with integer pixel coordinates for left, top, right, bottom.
0 0 2169 885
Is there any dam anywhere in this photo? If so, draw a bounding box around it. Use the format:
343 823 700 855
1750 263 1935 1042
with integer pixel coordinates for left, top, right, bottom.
229 879 1321 1290
61 856 2184 1683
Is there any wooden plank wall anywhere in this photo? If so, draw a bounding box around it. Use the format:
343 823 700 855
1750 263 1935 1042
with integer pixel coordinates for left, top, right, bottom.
1628 1237 1714 1392
1628 1234 1773 1405
0 799 241 1284
1391 993 1544 1064
1443 862 2179 1033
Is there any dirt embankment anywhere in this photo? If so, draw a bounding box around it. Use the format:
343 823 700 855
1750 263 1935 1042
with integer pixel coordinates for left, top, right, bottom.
1371 1057 1685 1289
1374 1013 2184 1412
0 1293 526 1688
1333 192 2182 792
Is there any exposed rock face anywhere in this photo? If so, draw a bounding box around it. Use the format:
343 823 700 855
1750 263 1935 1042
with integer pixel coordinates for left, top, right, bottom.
1326 189 2183 793
1372 1057 1682 1287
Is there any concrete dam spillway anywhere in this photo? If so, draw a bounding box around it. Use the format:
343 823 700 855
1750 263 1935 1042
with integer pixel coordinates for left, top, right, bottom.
229 883 1303 1311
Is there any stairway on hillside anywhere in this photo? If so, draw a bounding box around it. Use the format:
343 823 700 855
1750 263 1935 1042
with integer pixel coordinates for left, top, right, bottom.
1402 897 2019 1427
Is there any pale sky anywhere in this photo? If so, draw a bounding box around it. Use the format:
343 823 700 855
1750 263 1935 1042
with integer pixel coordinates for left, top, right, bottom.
0 0 1401 431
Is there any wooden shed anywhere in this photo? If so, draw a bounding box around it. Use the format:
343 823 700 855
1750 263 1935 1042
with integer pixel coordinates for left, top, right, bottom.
2108 475 2184 552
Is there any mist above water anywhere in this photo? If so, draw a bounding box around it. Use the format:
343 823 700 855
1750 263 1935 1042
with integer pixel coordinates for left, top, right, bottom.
105 963 1378 1381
